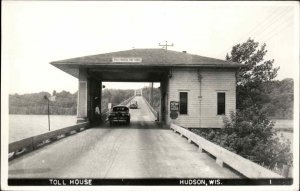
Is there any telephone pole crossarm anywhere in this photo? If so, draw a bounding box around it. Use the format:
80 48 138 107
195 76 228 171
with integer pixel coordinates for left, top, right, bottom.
159 41 174 50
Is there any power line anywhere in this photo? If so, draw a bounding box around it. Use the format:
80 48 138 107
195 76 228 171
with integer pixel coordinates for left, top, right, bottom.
217 7 293 58
259 19 294 43
254 10 293 42
255 13 293 43
216 8 284 58
233 7 284 44
245 7 291 40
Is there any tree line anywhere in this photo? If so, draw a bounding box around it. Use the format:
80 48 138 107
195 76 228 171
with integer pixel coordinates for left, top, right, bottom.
9 89 134 115
9 91 77 115
264 78 293 119
101 89 134 111
142 87 161 112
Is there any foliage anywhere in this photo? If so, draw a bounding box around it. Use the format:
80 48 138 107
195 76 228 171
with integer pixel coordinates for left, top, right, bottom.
226 38 279 86
265 78 294 119
226 38 280 111
9 91 77 115
194 38 293 173
9 89 134 115
142 87 161 111
191 109 293 170
223 109 292 168
101 89 134 111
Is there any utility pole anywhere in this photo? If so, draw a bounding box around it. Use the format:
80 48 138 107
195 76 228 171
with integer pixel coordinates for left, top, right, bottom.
44 91 56 132
47 99 50 131
150 82 153 106
159 41 174 50
44 95 51 131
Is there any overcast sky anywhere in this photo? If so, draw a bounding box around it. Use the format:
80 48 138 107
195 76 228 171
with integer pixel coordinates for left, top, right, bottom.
2 1 299 94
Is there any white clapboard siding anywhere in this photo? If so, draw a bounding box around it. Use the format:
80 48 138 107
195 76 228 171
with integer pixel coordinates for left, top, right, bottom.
200 69 236 128
166 68 236 128
167 68 201 127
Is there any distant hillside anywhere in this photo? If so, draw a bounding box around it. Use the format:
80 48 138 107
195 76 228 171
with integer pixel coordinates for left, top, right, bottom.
9 91 77 115
142 87 161 112
9 89 134 115
265 78 294 119
9 78 293 118
101 89 134 111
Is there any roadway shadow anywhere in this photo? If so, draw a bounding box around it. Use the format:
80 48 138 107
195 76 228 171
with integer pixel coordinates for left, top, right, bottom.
95 121 167 130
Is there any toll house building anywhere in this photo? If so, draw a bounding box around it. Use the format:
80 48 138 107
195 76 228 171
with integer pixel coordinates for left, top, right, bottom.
51 49 241 128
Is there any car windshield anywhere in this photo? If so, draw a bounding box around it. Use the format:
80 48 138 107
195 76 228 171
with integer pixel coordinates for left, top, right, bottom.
112 107 129 112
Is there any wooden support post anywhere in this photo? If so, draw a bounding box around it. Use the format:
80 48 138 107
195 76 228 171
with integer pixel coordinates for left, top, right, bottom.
77 69 88 123
27 140 35 151
288 166 293 178
216 158 224 167
47 100 50 131
282 165 290 178
50 137 57 142
75 129 81 133
198 146 204 152
150 82 153 106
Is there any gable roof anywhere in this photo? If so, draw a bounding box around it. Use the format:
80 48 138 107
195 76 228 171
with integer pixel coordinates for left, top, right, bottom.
50 49 241 78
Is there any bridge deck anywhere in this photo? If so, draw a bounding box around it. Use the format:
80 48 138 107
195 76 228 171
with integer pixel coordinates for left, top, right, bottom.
9 96 240 178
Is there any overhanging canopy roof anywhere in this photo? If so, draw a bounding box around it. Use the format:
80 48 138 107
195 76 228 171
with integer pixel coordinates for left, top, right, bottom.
50 49 241 79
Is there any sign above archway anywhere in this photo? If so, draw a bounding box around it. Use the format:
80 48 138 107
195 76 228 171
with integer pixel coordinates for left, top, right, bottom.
112 57 142 63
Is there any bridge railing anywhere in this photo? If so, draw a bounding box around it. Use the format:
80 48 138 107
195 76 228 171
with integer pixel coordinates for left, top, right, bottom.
143 97 159 121
170 123 283 178
119 96 135 106
9 122 89 160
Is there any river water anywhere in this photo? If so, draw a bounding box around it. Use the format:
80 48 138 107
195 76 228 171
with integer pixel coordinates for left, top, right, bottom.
9 115 77 143
272 119 294 151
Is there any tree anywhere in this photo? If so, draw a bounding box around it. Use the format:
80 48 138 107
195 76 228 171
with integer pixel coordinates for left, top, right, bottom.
266 78 294 119
222 110 292 169
218 38 293 171
226 38 280 111
191 38 292 174
142 87 161 111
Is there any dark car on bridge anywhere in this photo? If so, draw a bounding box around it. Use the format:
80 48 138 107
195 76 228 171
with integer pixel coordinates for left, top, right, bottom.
108 106 130 125
129 100 138 109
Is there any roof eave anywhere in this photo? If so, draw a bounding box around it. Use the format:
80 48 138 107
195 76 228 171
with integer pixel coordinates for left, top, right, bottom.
51 62 242 68
50 61 243 79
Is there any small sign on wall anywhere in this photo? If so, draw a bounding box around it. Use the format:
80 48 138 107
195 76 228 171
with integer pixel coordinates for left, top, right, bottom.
170 101 179 119
170 111 178 119
170 101 179 111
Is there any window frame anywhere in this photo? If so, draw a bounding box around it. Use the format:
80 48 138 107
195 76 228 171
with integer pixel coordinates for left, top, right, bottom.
179 91 188 115
217 92 226 115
